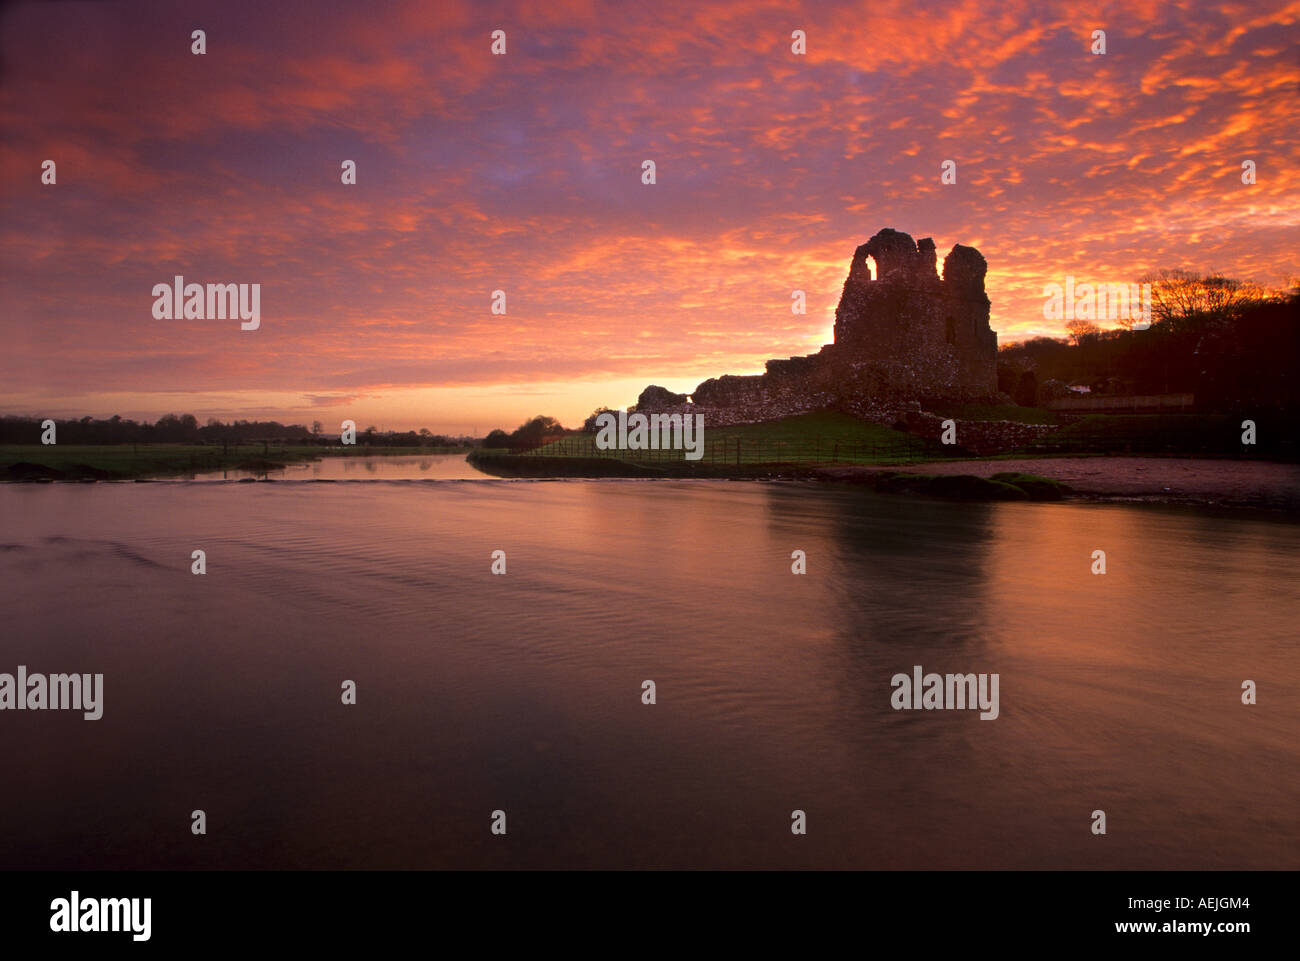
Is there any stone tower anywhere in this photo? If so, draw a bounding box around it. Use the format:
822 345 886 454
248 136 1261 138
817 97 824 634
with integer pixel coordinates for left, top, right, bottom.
830 228 997 402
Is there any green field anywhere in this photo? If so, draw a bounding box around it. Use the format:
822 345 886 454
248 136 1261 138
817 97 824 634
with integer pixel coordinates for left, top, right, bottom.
1023 413 1258 455
519 411 949 467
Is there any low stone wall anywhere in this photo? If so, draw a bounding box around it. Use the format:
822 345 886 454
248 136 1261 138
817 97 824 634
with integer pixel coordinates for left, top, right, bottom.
898 410 1057 456
1048 393 1195 412
628 399 821 428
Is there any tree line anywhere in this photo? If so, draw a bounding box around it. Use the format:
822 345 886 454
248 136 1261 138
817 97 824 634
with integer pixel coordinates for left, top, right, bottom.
0 414 473 448
483 415 566 450
1001 272 1298 410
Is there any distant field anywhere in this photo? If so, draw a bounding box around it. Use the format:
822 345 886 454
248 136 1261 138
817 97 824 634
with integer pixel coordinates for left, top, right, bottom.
316 445 470 457
0 444 471 480
0 444 312 480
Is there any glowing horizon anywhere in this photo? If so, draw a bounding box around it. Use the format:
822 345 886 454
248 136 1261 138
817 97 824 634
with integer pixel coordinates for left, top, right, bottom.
2 0 1296 432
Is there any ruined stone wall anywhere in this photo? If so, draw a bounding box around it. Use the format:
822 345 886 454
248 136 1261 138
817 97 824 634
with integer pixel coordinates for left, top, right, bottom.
621 401 816 429
629 227 1004 433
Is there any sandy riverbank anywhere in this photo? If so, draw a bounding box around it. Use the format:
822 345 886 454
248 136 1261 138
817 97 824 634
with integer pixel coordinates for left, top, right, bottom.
818 457 1300 510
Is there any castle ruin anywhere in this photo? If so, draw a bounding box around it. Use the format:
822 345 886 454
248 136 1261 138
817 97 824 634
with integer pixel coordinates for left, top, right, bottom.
632 228 1000 429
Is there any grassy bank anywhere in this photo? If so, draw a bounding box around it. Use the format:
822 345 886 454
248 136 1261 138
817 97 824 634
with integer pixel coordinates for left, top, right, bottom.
516 411 949 466
467 449 837 479
469 448 1071 500
0 444 317 480
0 444 472 481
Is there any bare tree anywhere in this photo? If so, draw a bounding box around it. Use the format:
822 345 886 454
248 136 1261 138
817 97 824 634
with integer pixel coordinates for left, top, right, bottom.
1140 269 1277 328
1065 318 1100 345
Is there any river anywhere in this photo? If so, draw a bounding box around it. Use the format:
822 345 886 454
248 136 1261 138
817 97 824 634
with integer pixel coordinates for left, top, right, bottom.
1 463 1296 868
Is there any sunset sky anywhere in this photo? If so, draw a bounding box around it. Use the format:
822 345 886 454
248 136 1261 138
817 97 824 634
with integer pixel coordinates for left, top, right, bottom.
1 0 1296 433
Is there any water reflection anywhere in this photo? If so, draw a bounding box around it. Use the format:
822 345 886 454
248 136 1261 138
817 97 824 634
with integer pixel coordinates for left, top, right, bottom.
191 452 488 481
0 481 1294 869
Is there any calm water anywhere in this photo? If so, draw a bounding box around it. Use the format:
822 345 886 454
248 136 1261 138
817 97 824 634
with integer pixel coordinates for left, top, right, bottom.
193 452 486 481
1 473 1296 869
